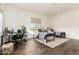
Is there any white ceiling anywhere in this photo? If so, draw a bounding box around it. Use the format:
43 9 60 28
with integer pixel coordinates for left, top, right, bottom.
6 3 79 16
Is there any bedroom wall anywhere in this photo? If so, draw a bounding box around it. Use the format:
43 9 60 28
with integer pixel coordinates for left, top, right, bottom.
2 4 79 40
51 9 79 40
2 4 51 38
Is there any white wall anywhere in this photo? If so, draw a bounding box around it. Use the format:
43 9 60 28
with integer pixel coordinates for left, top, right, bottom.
4 4 79 40
2 5 51 38
2 4 79 40
51 9 79 40
3 5 51 31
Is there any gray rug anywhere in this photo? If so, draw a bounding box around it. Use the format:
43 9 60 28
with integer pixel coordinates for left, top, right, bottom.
35 38 70 48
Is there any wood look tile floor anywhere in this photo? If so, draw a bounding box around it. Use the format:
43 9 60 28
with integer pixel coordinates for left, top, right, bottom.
13 39 79 55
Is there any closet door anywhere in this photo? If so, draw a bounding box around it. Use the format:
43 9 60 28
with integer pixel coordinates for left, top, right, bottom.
0 12 2 46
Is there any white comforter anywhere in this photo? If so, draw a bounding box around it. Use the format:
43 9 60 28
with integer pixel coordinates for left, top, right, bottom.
38 32 47 39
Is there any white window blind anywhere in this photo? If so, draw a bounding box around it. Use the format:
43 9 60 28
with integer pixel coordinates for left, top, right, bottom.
31 17 41 24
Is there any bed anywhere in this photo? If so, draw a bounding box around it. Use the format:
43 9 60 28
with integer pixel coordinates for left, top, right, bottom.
37 32 55 42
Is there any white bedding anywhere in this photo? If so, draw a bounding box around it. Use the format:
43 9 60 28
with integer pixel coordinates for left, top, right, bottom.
38 32 47 39
38 32 55 40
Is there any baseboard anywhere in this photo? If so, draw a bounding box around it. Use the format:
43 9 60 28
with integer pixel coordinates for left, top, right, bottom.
65 37 79 40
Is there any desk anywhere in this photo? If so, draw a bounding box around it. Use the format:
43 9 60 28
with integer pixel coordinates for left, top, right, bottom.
7 34 15 42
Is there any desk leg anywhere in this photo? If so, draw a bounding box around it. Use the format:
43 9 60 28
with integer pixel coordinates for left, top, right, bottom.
8 36 10 42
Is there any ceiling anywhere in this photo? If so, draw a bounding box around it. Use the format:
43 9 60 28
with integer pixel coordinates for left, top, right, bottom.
6 3 79 16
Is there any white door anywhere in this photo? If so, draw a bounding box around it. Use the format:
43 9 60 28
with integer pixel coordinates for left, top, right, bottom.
0 12 2 46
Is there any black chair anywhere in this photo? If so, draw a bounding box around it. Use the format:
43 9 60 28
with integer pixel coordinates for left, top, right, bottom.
17 30 22 33
11 32 24 47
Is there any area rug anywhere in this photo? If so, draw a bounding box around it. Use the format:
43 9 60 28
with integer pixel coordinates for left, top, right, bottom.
35 38 70 48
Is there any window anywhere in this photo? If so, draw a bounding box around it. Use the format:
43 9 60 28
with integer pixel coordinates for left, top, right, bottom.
30 17 41 29
30 23 41 29
27 17 41 38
